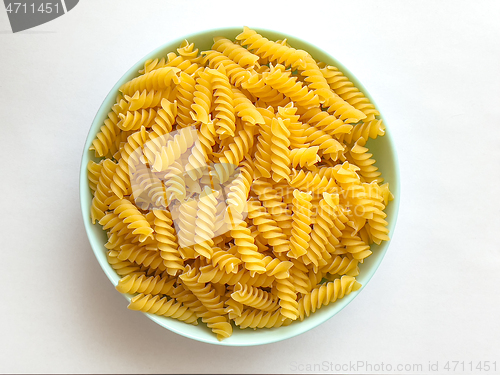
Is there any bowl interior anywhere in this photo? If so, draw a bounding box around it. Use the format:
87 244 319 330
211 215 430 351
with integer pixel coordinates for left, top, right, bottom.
79 27 400 346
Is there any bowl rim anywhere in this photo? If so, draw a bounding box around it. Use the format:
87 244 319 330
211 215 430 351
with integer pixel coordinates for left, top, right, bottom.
79 26 400 346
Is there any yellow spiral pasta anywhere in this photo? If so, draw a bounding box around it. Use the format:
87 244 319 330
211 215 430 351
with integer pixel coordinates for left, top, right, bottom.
321 255 359 277
176 198 197 257
320 65 380 120
236 26 309 70
297 276 361 320
88 27 393 340
116 273 176 295
242 73 289 108
197 264 274 288
190 69 213 124
120 67 181 96
270 117 291 183
231 86 265 125
117 244 166 271
151 209 184 275
253 107 273 179
274 278 299 320
298 106 352 137
264 64 320 108
125 88 171 111
146 129 193 172
225 161 253 215
213 36 259 68
90 159 117 224
347 137 383 183
230 215 266 275
128 293 199 325
263 256 293 280
307 192 339 271
110 126 150 199
289 146 320 169
247 199 288 254
231 283 279 311
210 66 236 138
86 160 102 193
302 124 345 160
107 250 143 276
303 60 366 122
210 247 242 274
214 124 255 183
202 50 251 87
341 118 386 145
175 71 198 128
193 187 218 259
90 96 129 158
180 267 225 313
251 179 292 238
276 103 307 149
116 108 157 132
234 308 291 330
109 198 154 241
289 190 313 258
152 98 177 136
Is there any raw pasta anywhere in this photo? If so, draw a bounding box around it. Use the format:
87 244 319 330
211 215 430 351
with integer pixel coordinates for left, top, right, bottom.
87 27 393 340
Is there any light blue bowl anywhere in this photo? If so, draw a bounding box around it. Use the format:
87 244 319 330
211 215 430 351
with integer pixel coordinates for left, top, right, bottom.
79 27 400 346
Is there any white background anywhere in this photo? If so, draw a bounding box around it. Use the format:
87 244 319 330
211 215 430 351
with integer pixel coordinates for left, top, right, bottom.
1 0 499 374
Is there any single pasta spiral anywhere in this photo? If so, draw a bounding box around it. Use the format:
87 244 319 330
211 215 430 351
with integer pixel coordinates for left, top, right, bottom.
109 198 154 242
193 187 218 259
347 137 383 183
246 199 288 254
180 266 226 315
210 66 236 138
151 209 184 275
236 26 309 70
274 278 299 320
117 108 157 131
116 273 176 295
264 64 320 108
120 67 181 96
289 190 313 259
289 146 320 169
128 293 199 325
210 247 242 274
231 283 279 311
87 160 102 193
297 276 361 320
320 65 380 120
212 36 259 68
175 71 198 128
125 88 171 111
307 192 340 270
242 73 289 108
270 117 291 183
230 213 266 275
190 69 213 124
90 159 117 224
202 50 251 87
90 96 129 158
234 308 291 329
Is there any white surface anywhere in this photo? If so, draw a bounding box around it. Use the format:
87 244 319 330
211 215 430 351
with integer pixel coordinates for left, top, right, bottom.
1 0 499 374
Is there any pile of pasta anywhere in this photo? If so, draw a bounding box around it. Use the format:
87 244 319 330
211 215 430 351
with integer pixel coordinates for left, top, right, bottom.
87 27 393 340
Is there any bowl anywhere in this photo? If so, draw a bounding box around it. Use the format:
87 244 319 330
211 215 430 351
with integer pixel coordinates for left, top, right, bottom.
79 27 400 346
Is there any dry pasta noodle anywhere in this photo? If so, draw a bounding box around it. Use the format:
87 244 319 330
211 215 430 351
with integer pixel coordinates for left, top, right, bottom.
87 27 393 340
